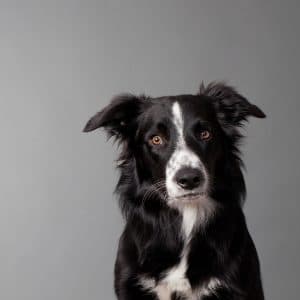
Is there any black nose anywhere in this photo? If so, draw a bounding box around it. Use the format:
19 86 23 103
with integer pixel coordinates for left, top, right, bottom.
175 167 204 190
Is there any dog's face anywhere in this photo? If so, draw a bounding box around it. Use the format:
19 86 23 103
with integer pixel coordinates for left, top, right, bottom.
84 83 265 209
133 96 221 207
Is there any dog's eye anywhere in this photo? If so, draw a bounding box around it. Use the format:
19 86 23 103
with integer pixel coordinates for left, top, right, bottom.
199 130 212 141
150 135 164 146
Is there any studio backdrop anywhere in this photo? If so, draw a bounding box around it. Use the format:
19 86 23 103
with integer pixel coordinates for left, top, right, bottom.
0 1 299 300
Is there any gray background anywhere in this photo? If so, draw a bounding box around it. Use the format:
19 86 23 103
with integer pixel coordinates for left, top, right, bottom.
1 1 299 299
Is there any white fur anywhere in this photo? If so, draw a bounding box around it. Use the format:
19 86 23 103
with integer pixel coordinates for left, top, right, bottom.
139 275 224 300
196 278 224 298
166 102 208 201
139 208 196 299
139 205 220 300
182 206 198 238
139 247 192 300
139 205 217 300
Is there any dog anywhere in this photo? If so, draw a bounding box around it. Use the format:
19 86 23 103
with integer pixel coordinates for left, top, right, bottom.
83 82 265 300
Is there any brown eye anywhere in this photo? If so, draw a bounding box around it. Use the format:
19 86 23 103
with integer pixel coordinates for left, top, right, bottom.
150 135 163 146
200 130 211 141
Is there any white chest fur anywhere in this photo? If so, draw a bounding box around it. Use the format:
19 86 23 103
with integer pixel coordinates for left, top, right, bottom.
140 275 223 300
140 249 192 300
139 204 221 299
140 207 198 300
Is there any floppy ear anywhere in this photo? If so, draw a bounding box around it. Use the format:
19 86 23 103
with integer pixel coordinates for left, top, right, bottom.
199 82 266 127
83 94 143 138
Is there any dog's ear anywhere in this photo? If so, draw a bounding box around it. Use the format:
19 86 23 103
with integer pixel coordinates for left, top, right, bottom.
199 82 266 127
83 94 144 138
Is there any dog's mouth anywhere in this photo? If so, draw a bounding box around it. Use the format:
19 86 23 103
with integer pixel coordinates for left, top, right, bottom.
174 192 207 202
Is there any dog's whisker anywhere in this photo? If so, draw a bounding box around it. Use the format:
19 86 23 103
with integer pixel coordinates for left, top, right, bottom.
141 181 167 205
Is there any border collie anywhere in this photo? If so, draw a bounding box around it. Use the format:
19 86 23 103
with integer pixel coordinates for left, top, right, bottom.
83 82 265 300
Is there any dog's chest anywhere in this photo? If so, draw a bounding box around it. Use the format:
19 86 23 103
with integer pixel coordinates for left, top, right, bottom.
140 245 192 300
140 207 198 299
141 270 222 300
139 207 223 299
155 251 192 300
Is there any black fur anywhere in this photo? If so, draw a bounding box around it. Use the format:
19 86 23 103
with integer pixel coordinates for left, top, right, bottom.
84 82 265 300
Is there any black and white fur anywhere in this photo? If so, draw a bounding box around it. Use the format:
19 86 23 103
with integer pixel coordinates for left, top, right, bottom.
83 82 266 300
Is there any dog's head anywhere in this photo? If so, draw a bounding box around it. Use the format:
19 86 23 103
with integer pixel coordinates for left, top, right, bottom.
84 82 265 213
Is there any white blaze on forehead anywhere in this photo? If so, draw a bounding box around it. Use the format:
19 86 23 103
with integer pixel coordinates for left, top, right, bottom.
166 102 203 199
172 102 184 137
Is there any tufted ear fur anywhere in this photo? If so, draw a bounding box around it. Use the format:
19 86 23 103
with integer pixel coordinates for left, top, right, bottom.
83 94 144 139
199 82 266 127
